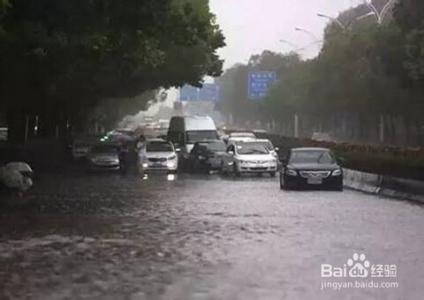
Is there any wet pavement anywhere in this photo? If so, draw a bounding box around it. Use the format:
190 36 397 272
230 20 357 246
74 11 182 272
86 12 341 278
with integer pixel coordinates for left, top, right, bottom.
1 172 424 299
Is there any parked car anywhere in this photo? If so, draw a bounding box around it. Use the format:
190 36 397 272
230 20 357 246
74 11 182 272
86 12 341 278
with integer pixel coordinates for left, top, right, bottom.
71 135 103 160
279 147 343 191
167 116 219 170
222 141 278 177
139 139 178 174
87 144 120 171
188 140 227 173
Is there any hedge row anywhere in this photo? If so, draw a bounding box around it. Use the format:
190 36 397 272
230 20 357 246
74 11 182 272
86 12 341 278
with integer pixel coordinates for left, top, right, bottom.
261 134 424 181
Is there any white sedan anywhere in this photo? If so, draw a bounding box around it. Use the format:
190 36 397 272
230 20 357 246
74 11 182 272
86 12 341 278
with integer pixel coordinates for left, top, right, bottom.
139 139 178 174
221 141 278 177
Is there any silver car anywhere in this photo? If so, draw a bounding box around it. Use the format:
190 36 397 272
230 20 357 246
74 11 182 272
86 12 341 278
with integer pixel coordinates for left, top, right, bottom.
222 141 278 177
139 139 178 174
87 144 120 171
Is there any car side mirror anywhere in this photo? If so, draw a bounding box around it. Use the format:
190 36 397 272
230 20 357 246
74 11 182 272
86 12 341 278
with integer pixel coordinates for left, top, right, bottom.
228 151 235 156
274 147 279 152
175 148 181 153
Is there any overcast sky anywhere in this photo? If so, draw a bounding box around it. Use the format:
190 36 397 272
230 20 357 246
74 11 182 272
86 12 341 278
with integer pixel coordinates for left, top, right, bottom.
210 0 365 69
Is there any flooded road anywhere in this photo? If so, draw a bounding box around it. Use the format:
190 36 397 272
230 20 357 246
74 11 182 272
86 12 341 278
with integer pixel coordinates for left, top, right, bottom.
1 172 424 299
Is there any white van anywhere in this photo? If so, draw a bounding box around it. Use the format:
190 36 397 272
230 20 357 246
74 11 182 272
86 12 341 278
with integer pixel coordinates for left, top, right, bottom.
167 116 219 168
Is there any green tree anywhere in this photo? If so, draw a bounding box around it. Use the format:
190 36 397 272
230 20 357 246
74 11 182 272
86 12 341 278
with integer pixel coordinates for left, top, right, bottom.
216 51 301 125
1 0 225 141
394 0 424 82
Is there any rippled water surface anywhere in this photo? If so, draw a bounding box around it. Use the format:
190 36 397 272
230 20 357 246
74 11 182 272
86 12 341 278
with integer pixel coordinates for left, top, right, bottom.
1 173 423 299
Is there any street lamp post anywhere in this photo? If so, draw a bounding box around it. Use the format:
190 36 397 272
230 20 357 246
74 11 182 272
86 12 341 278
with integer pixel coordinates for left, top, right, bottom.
295 27 319 42
317 13 346 31
362 0 397 25
356 11 376 22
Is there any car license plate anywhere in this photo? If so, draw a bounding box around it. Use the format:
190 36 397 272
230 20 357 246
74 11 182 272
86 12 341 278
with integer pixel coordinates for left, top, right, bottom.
152 163 162 168
307 178 323 185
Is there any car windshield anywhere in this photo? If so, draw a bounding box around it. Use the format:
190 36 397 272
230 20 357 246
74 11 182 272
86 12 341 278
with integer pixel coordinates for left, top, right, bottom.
289 150 335 164
186 131 218 143
249 141 274 151
146 141 173 152
236 143 269 155
202 142 226 152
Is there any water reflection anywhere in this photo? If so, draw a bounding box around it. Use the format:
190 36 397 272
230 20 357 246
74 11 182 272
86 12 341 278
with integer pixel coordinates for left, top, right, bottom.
140 173 177 182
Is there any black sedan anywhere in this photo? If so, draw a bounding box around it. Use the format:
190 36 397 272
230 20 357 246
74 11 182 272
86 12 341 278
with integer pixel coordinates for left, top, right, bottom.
280 148 343 191
188 140 227 173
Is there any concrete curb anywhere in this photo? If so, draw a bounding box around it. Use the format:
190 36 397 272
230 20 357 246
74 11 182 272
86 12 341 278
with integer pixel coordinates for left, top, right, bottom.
343 169 381 194
343 168 424 204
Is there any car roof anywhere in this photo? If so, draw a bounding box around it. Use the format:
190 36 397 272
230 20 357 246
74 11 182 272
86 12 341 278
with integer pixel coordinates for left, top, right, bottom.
291 147 331 152
233 140 268 145
195 140 224 144
228 137 256 142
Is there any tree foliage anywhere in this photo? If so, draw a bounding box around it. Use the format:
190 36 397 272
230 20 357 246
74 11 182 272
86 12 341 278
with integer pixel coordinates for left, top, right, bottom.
0 0 225 140
217 0 423 145
393 0 424 82
216 51 301 124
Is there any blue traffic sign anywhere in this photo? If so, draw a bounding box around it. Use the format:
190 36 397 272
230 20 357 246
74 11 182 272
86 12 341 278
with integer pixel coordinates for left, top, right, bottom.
180 85 199 102
248 71 277 100
180 84 220 102
198 83 220 102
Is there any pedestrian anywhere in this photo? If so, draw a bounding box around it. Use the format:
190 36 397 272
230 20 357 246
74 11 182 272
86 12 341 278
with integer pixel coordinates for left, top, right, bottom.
136 135 146 151
119 143 129 173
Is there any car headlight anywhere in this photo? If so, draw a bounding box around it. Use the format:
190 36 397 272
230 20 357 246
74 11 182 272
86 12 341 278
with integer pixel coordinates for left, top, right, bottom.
332 169 342 176
198 155 207 160
167 161 176 168
142 163 149 168
168 155 177 160
286 168 298 176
